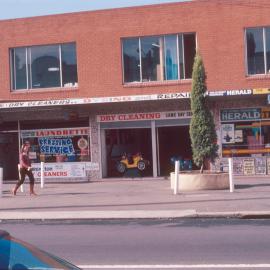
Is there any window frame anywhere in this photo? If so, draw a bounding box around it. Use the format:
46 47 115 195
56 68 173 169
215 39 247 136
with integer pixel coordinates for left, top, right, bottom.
10 42 78 91
245 26 270 76
121 32 196 84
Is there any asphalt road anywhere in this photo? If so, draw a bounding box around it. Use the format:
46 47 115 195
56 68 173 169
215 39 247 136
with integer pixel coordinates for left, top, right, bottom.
2 218 270 269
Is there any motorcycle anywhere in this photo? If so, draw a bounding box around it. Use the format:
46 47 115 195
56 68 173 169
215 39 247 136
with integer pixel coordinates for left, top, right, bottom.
116 152 150 174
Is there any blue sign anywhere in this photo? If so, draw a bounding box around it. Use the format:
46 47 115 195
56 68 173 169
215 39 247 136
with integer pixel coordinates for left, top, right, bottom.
38 137 75 155
220 108 261 122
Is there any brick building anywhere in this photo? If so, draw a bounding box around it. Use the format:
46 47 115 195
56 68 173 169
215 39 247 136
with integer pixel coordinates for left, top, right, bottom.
0 0 270 180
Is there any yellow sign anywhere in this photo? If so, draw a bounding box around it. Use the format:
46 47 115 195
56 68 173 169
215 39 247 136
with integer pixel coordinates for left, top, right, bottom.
253 88 270 95
262 108 270 119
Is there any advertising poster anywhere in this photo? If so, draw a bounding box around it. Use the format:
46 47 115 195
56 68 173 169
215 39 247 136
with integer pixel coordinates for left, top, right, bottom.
255 157 267 175
233 158 244 175
267 158 270 175
243 158 255 175
234 130 243 143
221 124 235 144
32 162 99 179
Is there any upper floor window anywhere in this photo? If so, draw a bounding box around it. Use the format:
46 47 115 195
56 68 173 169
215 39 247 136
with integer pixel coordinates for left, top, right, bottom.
122 33 196 83
246 27 270 75
10 43 78 90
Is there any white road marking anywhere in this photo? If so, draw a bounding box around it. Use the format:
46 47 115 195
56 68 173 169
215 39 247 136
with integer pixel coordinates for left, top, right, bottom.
78 264 270 269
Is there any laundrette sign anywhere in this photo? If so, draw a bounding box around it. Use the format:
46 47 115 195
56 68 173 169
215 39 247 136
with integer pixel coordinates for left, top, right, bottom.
221 108 261 122
97 111 192 122
21 127 89 138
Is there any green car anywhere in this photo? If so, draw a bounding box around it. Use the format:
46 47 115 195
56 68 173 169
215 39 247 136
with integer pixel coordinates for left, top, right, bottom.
0 230 81 270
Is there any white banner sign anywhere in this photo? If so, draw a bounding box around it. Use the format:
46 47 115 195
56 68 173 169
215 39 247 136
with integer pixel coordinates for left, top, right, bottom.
97 111 192 122
32 162 99 179
0 93 190 109
0 89 253 109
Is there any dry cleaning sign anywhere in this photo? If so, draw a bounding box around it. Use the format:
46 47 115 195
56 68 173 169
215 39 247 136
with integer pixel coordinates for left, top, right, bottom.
38 137 75 155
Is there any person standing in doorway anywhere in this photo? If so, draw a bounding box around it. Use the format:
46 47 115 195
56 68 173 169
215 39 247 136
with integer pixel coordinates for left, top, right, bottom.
12 141 37 196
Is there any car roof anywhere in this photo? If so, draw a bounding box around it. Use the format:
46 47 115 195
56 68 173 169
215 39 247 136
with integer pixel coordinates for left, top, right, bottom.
0 230 10 238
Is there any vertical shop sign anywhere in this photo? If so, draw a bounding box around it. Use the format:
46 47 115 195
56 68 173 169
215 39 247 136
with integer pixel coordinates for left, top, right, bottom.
243 158 255 175
221 124 235 144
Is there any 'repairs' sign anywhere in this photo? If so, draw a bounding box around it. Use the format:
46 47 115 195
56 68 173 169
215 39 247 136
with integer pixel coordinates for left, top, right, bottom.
220 108 261 122
97 111 192 122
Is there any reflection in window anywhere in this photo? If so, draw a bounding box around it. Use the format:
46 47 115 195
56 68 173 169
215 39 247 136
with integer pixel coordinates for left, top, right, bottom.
246 28 264 75
61 43 78 87
141 36 161 81
10 43 78 90
123 38 140 83
178 34 184 79
266 28 270 74
122 33 196 83
10 48 27 90
183 34 196 79
164 35 178 80
31 45 60 88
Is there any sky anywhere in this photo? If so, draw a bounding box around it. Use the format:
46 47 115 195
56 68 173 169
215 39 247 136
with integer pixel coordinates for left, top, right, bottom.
0 0 188 20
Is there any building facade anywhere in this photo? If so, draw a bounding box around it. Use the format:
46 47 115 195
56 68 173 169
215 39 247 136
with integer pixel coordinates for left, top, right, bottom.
1 0 270 180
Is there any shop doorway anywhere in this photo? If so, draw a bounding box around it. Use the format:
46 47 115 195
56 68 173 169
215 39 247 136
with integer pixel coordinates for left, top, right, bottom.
157 126 192 176
105 128 152 177
0 132 19 180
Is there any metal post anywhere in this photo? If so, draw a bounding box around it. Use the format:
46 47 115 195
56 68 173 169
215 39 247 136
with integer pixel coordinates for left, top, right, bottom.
228 157 234 192
0 167 3 198
174 160 180 195
41 162 44 188
151 121 157 178
18 121 23 193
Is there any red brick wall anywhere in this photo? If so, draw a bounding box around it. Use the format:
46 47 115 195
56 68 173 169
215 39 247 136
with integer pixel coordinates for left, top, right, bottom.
0 0 270 101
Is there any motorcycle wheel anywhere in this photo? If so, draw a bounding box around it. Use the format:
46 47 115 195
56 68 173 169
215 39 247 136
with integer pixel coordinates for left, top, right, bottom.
116 162 126 173
137 160 146 171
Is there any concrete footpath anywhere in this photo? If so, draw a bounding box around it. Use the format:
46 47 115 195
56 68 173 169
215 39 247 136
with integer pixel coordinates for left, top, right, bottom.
1 176 270 220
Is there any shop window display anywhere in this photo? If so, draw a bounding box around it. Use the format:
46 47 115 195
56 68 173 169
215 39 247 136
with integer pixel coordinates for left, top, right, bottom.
21 127 90 163
221 121 270 156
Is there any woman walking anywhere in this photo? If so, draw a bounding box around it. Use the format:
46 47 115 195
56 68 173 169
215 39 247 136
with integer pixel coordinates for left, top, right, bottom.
12 141 37 196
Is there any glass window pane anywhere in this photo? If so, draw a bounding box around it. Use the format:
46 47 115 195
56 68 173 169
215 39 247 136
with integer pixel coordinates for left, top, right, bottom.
11 48 27 90
178 34 184 79
164 35 178 80
246 28 264 75
141 36 161 81
61 43 78 87
265 28 270 74
183 33 196 79
122 38 140 83
31 44 60 88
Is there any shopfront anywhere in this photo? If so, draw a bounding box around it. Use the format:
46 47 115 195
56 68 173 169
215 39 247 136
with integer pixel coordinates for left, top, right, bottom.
98 110 193 177
220 107 270 176
20 127 98 179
